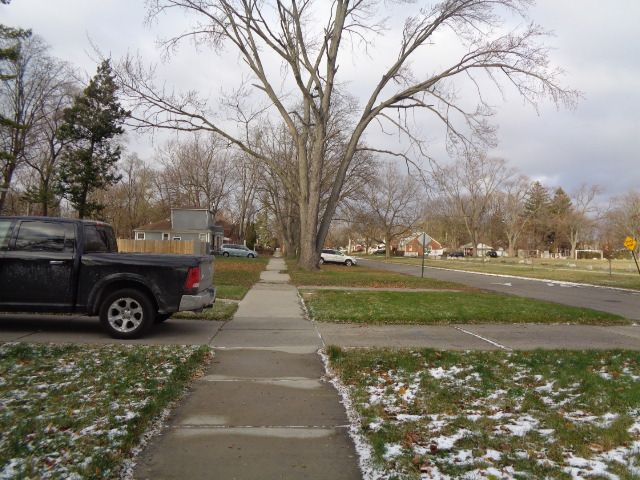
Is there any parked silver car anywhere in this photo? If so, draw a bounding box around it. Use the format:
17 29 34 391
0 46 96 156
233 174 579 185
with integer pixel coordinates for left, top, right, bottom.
221 244 258 258
320 249 357 266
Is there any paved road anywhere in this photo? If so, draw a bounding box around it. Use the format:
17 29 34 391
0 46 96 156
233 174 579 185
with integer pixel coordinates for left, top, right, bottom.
0 314 224 345
361 259 640 320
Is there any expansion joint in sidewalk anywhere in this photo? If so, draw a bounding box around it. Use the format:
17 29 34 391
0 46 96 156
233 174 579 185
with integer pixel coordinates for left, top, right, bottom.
453 326 513 351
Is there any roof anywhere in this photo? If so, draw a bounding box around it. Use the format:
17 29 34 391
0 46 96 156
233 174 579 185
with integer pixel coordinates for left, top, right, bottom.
461 243 493 249
405 232 442 249
134 219 172 232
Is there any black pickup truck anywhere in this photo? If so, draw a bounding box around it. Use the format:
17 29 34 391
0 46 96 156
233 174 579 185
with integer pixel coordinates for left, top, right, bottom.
0 216 216 339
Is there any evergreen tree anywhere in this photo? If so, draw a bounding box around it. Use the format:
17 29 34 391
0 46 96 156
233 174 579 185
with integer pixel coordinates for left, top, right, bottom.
547 187 574 252
523 181 551 251
549 187 572 216
56 60 129 219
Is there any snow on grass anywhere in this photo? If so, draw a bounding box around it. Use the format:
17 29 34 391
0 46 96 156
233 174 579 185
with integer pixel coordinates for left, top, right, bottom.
327 347 640 479
0 343 208 479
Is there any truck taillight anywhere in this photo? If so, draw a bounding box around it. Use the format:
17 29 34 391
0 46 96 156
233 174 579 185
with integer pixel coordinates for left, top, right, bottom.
184 266 201 290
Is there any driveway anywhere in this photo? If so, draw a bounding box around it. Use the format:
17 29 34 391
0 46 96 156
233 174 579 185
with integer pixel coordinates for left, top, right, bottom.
0 314 223 345
360 258 640 320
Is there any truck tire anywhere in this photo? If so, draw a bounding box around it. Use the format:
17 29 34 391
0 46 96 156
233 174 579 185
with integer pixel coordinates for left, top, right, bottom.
99 288 155 339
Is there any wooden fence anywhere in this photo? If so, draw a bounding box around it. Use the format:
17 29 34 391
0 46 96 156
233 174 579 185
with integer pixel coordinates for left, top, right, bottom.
117 239 207 255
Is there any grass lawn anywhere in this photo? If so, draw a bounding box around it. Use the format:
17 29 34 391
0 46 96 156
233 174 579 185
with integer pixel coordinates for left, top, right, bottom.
288 261 464 290
328 347 640 479
0 343 209 479
301 290 628 325
172 301 238 322
373 256 640 290
215 256 270 299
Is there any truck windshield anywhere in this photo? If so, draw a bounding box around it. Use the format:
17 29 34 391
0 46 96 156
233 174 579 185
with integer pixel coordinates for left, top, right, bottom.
83 224 118 253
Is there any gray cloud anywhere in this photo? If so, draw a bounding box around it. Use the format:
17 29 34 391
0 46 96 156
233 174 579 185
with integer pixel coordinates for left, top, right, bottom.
3 0 638 199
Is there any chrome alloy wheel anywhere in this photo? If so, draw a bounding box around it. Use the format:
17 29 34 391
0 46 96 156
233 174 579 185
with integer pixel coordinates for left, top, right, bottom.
107 297 144 333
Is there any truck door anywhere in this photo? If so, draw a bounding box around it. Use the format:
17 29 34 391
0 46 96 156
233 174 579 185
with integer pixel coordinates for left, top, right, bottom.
0 218 15 302
0 220 76 309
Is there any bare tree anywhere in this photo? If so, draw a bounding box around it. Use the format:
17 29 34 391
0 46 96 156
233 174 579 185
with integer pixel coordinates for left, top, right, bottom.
433 152 514 254
0 35 68 213
115 0 578 269
156 132 234 215
254 122 300 255
22 76 77 215
566 184 600 259
500 174 531 257
97 154 159 237
607 190 640 248
350 162 423 258
231 152 260 241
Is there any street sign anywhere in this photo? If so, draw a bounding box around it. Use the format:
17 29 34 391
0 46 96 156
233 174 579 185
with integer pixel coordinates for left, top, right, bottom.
624 236 637 251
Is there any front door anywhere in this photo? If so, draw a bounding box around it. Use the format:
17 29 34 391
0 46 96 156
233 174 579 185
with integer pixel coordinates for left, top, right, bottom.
0 220 76 310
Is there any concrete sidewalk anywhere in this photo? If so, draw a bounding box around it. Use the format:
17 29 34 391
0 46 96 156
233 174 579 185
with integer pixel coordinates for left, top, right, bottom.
134 257 361 479
316 323 640 350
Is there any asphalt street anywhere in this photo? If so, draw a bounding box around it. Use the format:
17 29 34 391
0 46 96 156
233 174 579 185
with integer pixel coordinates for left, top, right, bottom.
360 258 640 321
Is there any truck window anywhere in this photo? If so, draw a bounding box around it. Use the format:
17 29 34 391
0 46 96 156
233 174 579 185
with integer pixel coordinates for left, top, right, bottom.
83 225 117 253
0 219 13 250
14 221 75 252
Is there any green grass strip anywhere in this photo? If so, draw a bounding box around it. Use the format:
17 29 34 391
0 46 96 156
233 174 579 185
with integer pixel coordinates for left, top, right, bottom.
302 290 628 325
288 261 463 290
215 256 269 299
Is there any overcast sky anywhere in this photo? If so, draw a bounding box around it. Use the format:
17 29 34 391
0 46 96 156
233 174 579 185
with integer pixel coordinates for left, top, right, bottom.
3 0 639 200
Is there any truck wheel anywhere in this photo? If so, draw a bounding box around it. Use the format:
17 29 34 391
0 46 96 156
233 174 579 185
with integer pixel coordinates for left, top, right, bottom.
99 289 154 339
345 259 353 266
318 258 324 265
223 252 230 257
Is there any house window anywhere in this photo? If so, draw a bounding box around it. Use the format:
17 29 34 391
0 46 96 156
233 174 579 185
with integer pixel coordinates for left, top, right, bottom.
172 236 181 241
136 232 145 240
162 233 170 240
199 233 207 242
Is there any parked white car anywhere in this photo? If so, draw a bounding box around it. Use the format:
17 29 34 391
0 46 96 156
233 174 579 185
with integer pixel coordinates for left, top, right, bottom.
320 249 357 266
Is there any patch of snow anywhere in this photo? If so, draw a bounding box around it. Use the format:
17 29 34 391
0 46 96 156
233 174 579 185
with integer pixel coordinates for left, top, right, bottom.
494 415 539 436
429 366 464 380
535 381 555 393
563 453 620 480
431 429 472 450
482 449 502 462
396 414 423 422
383 443 403 461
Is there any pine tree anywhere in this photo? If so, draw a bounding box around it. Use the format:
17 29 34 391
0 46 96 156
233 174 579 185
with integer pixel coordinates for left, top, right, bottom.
523 181 551 251
547 187 574 252
56 60 129 219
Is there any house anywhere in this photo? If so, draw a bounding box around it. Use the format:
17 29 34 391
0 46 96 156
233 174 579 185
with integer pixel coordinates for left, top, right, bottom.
460 242 494 257
400 233 444 257
133 208 225 253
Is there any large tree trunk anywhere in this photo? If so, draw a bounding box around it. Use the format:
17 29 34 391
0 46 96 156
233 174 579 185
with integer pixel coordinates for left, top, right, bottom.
297 174 322 269
507 235 516 258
